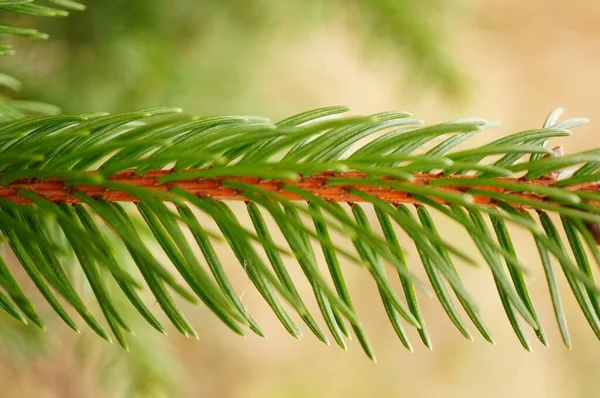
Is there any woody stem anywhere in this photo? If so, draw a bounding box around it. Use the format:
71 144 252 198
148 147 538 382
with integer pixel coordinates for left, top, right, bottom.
1 170 598 208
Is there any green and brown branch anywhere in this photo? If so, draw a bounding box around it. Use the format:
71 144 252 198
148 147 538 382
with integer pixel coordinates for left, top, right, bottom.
0 106 599 358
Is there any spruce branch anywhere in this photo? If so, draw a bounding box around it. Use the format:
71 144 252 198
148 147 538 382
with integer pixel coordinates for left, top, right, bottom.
0 106 599 358
3 1 600 360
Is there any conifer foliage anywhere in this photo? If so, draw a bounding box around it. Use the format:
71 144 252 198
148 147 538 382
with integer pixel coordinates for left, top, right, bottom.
2 1 600 359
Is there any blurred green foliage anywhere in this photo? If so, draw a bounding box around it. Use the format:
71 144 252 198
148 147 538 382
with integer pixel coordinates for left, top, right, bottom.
2 0 465 115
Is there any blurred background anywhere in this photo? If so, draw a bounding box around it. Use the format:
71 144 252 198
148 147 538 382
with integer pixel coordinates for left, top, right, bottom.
2 0 600 397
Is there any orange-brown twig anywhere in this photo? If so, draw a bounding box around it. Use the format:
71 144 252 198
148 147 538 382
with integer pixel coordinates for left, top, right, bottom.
2 170 600 209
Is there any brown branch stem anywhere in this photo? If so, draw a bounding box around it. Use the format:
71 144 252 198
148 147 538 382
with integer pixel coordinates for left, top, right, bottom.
1 170 600 209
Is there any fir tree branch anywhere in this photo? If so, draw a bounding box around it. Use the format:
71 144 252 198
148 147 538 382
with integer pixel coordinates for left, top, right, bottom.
2 0 600 358
0 106 598 357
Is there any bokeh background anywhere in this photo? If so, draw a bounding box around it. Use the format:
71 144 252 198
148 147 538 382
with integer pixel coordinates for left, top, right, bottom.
2 0 600 397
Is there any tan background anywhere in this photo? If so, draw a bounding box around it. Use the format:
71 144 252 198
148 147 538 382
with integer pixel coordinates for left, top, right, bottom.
2 0 600 397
